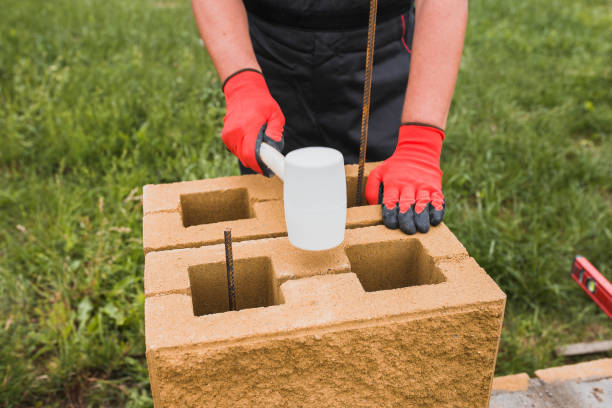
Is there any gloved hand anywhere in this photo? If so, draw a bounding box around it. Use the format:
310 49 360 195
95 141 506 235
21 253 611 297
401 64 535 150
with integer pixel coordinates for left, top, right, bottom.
365 124 445 234
222 69 285 176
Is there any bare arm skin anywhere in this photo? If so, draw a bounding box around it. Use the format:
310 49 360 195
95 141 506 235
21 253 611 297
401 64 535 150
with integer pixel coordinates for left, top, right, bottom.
401 0 468 129
191 0 260 83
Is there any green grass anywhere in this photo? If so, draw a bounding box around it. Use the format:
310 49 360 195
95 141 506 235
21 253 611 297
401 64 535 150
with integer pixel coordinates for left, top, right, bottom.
0 0 610 406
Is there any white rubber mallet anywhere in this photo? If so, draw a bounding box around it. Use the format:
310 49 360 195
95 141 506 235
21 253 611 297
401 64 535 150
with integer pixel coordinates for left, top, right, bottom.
259 143 347 251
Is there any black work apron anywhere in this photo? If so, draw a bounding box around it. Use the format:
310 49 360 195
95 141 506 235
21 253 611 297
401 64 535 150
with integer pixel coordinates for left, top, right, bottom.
240 0 415 173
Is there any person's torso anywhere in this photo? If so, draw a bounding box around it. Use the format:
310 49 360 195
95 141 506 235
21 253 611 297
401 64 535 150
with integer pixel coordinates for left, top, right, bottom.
243 0 411 30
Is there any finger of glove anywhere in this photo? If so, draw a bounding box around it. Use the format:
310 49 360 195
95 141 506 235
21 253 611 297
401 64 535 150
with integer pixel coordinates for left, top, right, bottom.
223 123 265 174
429 191 445 226
415 190 431 214
398 203 417 235
399 184 416 213
429 202 445 226
414 190 431 233
381 185 400 229
364 166 383 205
382 202 399 230
431 191 445 211
415 205 431 233
263 119 283 153
264 106 285 144
382 185 400 210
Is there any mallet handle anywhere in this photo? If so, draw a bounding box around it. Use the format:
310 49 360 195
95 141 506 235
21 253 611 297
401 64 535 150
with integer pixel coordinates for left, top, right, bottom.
259 142 285 181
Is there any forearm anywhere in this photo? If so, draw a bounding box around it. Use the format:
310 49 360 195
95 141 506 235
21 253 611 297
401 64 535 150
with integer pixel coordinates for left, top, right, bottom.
191 0 260 83
401 0 468 129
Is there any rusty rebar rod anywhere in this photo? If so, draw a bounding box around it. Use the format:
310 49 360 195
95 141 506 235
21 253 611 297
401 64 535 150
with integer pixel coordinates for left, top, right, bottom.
355 0 378 206
224 228 237 311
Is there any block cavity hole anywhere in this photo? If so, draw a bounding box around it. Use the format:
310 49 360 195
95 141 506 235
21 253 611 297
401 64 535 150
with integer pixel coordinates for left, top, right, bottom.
345 240 446 292
346 174 370 208
180 188 253 227
188 257 277 316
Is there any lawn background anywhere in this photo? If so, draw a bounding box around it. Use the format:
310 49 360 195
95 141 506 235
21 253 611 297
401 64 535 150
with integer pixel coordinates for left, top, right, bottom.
1 0 610 406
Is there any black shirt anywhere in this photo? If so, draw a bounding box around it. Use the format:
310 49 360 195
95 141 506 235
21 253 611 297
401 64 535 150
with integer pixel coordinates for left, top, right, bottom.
243 0 412 30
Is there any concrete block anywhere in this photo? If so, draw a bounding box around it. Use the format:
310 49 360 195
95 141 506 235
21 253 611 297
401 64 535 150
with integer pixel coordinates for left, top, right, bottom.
143 174 283 214
491 373 530 392
142 162 381 253
145 225 506 407
535 358 612 383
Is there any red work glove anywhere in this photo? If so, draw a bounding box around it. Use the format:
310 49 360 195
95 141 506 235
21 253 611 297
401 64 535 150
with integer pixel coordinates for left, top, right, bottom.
365 124 445 234
222 69 285 176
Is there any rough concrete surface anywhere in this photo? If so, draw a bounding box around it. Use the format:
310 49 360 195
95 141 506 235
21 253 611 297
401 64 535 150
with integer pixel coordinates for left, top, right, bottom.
145 225 506 407
142 162 381 253
490 359 612 407
490 377 612 408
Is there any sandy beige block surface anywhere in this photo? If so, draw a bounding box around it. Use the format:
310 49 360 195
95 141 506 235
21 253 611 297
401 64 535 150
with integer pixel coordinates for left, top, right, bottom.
142 162 382 253
143 173 283 215
145 225 506 407
535 358 612 383
491 373 530 392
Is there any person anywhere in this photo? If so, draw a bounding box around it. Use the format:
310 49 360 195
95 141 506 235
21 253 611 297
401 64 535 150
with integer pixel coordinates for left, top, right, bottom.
191 0 467 235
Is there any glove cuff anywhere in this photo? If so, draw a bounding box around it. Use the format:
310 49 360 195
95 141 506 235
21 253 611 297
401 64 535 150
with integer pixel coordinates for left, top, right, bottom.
401 122 445 137
399 123 445 142
222 68 264 93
